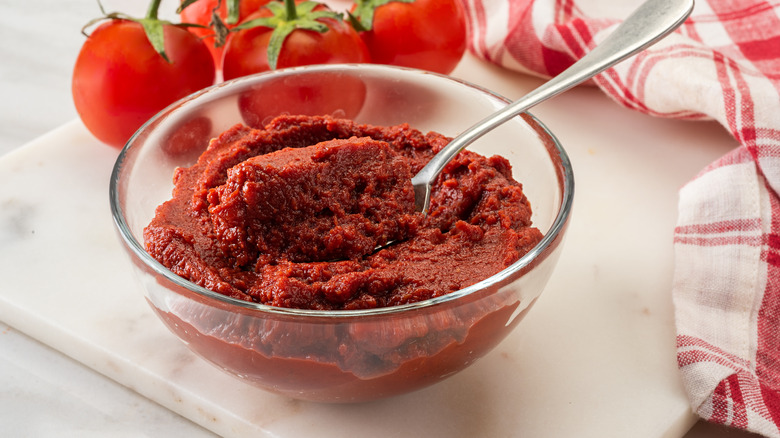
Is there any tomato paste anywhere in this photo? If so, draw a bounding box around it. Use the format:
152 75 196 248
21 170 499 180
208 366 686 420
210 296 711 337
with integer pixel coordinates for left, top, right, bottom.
144 115 543 310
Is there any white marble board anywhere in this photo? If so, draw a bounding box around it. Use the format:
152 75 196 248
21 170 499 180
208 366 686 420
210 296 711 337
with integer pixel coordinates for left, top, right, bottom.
0 56 738 437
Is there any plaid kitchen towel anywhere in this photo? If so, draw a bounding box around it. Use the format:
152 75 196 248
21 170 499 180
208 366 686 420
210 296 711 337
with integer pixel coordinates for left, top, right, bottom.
461 0 780 436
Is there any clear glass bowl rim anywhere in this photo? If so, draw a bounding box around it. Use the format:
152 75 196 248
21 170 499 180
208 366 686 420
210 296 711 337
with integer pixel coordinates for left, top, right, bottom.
109 63 575 319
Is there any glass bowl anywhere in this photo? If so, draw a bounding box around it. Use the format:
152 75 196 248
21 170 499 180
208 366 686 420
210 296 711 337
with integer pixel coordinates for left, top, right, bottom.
110 64 574 403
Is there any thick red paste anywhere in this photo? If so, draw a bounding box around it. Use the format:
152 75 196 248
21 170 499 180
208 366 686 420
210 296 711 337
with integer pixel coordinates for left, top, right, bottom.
144 115 543 310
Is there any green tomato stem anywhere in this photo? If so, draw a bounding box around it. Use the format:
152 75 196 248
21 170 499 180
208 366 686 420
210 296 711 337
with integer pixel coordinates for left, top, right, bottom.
284 0 298 20
145 0 163 20
226 0 241 24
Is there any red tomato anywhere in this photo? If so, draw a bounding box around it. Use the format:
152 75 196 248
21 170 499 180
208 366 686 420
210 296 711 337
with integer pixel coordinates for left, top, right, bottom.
356 0 467 75
179 0 271 68
72 19 216 148
238 71 367 128
222 7 370 81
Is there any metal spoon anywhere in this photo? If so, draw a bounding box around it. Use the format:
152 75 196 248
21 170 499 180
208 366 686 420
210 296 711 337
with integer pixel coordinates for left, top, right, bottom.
411 0 695 213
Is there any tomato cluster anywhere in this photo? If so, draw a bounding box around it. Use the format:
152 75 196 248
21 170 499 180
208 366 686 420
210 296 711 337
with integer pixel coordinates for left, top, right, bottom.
72 0 468 148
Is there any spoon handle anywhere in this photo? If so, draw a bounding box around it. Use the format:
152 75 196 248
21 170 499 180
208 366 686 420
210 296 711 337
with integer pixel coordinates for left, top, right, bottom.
412 0 695 212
